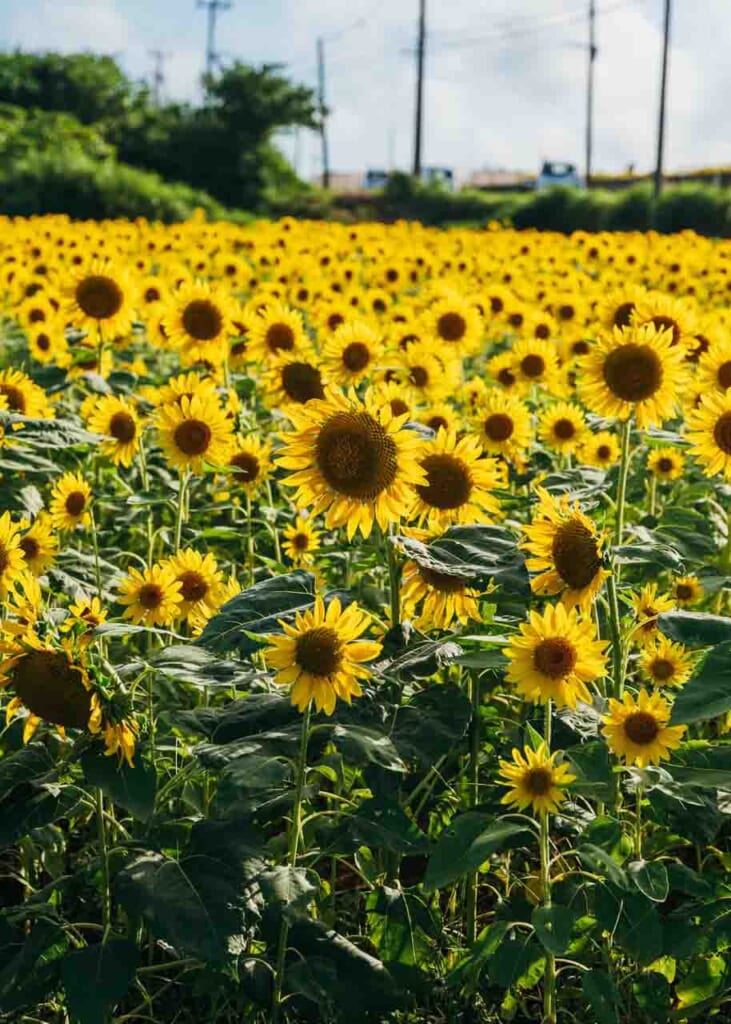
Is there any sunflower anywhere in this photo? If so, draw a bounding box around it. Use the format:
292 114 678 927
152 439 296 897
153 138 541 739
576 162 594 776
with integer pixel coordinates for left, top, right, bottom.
520 487 609 610
639 637 694 689
538 401 588 455
227 437 273 497
162 280 234 366
580 324 685 429
156 393 235 474
150 370 220 409
263 596 381 714
672 574 703 607
686 391 731 482
263 354 328 407
473 391 533 462
395 341 458 404
0 635 93 743
427 293 483 355
60 595 108 646
499 742 575 816
321 320 382 386
2 572 42 637
579 430 621 470
487 352 520 393
0 367 54 419
410 428 502 529
0 513 27 597
512 337 561 393
282 516 321 566
400 558 482 630
630 293 695 352
597 286 647 332
602 688 686 767
85 395 141 467
697 339 731 394
88 695 140 768
369 379 414 421
18 513 57 575
630 583 675 646
418 402 462 436
49 473 92 532
506 602 608 708
63 259 134 338
277 388 426 540
28 320 66 365
117 563 183 627
647 446 684 482
165 548 226 629
248 302 309 362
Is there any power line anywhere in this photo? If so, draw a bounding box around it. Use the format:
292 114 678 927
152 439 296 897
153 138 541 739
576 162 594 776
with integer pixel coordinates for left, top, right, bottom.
413 0 426 177
197 0 232 79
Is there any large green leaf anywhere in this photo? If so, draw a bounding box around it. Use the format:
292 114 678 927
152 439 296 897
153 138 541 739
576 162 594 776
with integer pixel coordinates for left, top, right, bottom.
531 904 574 954
329 723 406 772
391 683 472 769
196 570 315 653
81 747 157 822
424 816 532 890
151 644 260 688
614 526 684 572
1 414 101 448
675 954 727 1012
670 643 731 724
628 859 669 902
0 743 55 798
365 886 439 968
341 796 429 855
659 612 731 648
61 940 138 1024
174 691 300 743
581 970 619 1024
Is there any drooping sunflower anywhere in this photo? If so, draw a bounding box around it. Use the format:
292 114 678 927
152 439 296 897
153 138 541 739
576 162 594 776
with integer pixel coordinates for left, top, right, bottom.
162 280 234 366
18 513 57 576
263 596 381 715
520 487 609 609
0 367 54 419
85 395 141 467
321 320 382 386
506 602 608 708
88 695 140 768
156 393 235 474
277 388 426 540
630 583 675 646
165 548 226 630
672 574 703 607
499 742 575 816
686 391 731 482
63 259 134 338
580 324 685 429
602 688 686 767
579 430 621 470
263 354 328 407
639 637 694 689
226 437 273 498
49 473 92 532
282 515 322 566
426 293 483 355
538 401 588 455
0 512 27 596
647 446 684 482
472 390 533 463
117 563 183 627
410 428 502 529
248 302 309 362
400 558 482 630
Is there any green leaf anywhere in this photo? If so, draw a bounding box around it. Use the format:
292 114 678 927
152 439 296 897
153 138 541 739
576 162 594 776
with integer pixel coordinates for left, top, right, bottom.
594 888 663 963
61 940 138 1024
581 970 619 1024
0 786 80 847
531 905 573 954
659 611 731 647
256 866 317 919
578 844 629 889
391 684 472 768
628 859 669 902
151 644 258 688
366 886 439 967
196 571 315 653
342 796 430 855
670 643 731 724
424 816 532 890
382 638 463 680
2 414 101 448
488 930 544 990
675 954 727 1011
81 747 157 822
566 742 614 801
174 691 299 743
614 526 684 572
0 743 55 798
633 972 671 1018
330 724 406 772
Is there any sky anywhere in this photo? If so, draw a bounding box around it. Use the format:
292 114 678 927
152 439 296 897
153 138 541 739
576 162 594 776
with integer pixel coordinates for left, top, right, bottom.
3 0 729 182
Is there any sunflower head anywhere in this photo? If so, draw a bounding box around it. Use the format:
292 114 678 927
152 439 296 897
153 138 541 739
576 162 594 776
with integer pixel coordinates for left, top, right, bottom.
499 742 575 816
602 688 686 767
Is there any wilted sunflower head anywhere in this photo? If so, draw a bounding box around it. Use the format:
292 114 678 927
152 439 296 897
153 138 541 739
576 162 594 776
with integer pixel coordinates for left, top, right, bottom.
2 639 93 737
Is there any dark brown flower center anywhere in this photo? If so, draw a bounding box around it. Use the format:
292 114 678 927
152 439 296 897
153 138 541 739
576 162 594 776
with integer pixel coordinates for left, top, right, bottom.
295 625 342 676
266 322 295 353
535 323 550 340
174 419 211 456
551 519 602 590
144 286 161 302
0 385 25 412
409 366 429 388
718 362 731 391
498 367 516 388
623 710 660 745
597 445 611 460
316 411 398 501
613 302 636 328
327 313 344 332
553 418 576 440
525 766 554 795
650 315 681 345
437 312 467 342
36 333 51 351
138 583 164 609
419 566 468 594
179 571 208 603
656 456 674 473
649 657 674 681
281 362 325 403
533 637 577 679
427 415 449 432
75 275 123 320
521 354 545 379
12 649 92 729
230 451 260 482
390 398 410 417
65 491 87 517
341 341 371 373
558 304 575 321
109 411 137 444
603 344 663 402
182 299 223 342
416 453 472 511
292 532 310 551
675 583 693 601
0 546 10 573
572 339 590 356
19 537 39 561
484 413 514 442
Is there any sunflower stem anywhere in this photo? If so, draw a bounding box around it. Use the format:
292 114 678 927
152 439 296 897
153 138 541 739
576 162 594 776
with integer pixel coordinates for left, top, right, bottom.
95 787 112 939
266 480 282 564
544 698 552 750
173 471 188 554
648 475 657 518
614 418 632 550
606 574 624 700
386 529 401 629
246 491 256 585
634 785 643 860
465 672 481 946
272 702 311 1024
89 504 104 602
137 435 155 566
540 811 557 1024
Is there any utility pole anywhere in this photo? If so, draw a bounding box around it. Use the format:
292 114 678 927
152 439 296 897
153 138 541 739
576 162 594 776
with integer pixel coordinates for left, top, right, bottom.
412 0 426 179
149 49 169 106
316 36 331 189
653 0 672 200
585 0 596 187
197 0 232 79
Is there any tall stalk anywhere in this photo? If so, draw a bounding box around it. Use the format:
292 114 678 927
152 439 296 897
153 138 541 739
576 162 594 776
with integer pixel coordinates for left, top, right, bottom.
606 418 632 700
96 788 112 939
173 470 189 554
465 672 481 946
540 811 557 1024
386 530 401 629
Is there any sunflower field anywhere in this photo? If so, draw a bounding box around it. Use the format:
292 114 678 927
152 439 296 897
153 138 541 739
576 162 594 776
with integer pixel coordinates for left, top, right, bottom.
5 216 731 1024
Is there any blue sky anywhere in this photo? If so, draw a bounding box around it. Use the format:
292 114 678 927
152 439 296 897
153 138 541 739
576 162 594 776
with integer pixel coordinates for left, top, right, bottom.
4 0 730 182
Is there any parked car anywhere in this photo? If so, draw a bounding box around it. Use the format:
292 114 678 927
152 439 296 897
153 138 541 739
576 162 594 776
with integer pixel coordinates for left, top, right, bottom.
536 160 582 190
